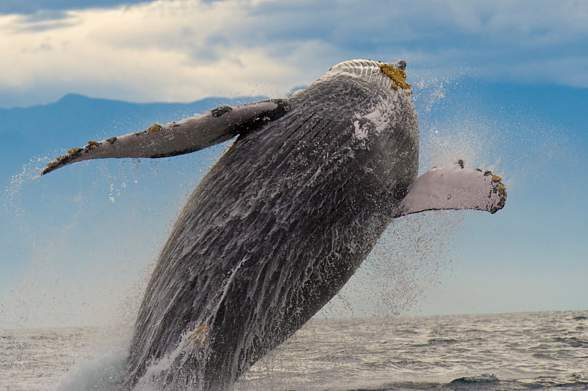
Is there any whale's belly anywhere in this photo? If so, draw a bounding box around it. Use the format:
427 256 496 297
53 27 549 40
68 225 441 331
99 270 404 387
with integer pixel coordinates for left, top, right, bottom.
126 75 418 389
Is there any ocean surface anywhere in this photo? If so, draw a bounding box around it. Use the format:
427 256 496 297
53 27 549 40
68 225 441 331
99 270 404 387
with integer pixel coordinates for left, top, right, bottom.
1 310 587 391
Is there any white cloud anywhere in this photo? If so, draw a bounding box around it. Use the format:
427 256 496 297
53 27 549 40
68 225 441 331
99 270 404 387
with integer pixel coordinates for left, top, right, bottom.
0 1 329 106
0 0 587 107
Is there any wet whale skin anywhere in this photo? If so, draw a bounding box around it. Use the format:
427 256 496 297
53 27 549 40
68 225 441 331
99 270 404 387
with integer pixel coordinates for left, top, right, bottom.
126 72 418 390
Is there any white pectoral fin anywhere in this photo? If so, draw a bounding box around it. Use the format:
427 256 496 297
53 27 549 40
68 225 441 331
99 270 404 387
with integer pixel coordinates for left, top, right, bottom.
41 99 289 175
395 167 507 217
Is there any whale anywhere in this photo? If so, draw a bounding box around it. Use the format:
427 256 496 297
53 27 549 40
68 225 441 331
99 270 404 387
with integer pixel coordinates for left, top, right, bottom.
42 59 506 390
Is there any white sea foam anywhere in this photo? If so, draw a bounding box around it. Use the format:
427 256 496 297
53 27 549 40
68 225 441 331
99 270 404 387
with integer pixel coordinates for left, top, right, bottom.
56 348 127 391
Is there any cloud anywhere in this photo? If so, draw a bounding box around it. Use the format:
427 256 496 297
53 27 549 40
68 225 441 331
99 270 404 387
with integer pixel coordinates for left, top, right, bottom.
0 0 587 107
12 12 80 32
0 0 150 15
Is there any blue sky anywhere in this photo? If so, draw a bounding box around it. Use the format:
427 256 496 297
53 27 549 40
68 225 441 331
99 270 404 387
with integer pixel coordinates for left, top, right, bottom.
0 0 587 327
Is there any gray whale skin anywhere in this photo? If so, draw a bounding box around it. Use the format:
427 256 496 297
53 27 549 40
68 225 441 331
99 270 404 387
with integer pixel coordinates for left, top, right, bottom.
42 59 506 390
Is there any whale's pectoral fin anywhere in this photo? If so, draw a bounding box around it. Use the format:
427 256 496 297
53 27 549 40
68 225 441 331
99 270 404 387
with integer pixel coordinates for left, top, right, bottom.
395 166 507 217
41 99 290 175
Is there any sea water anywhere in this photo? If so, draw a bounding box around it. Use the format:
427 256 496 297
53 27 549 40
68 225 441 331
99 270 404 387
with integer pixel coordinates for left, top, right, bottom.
1 310 587 391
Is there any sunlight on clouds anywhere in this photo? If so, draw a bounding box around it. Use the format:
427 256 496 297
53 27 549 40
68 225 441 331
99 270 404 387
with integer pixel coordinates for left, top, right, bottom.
0 0 587 106
0 0 328 106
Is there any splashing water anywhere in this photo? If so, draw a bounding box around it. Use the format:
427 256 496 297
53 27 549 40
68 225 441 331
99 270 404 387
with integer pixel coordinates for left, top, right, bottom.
412 77 450 114
322 211 463 319
3 155 48 215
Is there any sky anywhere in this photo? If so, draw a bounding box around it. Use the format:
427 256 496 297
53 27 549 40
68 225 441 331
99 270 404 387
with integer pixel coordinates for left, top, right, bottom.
1 0 588 107
0 0 587 328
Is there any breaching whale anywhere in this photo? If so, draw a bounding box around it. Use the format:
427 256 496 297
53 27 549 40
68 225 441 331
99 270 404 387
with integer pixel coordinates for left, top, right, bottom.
42 59 506 390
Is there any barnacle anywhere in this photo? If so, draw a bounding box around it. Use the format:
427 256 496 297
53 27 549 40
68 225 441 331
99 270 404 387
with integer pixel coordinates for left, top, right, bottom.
67 147 82 156
211 105 233 118
42 161 60 175
42 147 82 175
86 140 100 151
147 123 163 134
379 63 411 90
489 173 507 213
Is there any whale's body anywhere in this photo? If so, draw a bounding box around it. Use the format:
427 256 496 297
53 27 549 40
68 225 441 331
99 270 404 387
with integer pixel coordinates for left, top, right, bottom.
41 59 506 391
126 70 418 389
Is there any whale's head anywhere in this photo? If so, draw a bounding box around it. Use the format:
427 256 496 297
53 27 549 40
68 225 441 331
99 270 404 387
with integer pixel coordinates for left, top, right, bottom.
314 59 419 196
325 59 411 92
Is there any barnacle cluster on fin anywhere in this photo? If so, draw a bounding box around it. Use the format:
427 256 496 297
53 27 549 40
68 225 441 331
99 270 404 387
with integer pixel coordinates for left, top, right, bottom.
67 147 82 156
491 174 507 213
85 140 100 151
211 105 233 118
147 123 163 134
464 160 507 214
379 63 411 90
41 147 83 175
479 167 507 213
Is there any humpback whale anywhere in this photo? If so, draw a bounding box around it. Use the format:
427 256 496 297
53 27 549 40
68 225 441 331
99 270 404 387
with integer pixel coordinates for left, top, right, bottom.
42 59 506 390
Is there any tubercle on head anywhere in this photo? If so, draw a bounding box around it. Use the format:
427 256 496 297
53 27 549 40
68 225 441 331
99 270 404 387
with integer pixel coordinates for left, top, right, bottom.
379 62 411 91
